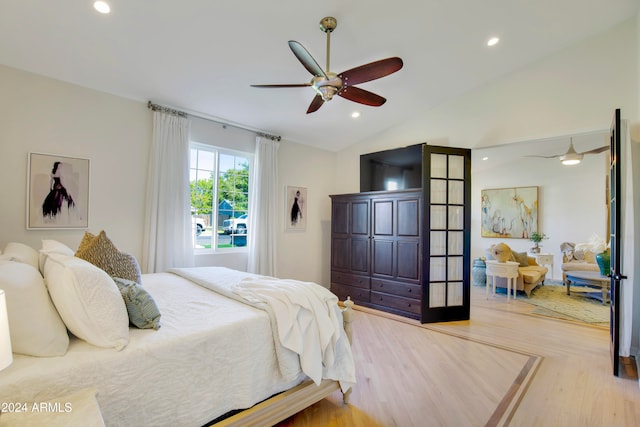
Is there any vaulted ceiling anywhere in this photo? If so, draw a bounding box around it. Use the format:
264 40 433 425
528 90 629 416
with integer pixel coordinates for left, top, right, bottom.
1 1 637 151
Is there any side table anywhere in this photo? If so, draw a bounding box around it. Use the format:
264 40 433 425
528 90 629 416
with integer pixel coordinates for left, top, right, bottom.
485 260 520 301
529 252 554 280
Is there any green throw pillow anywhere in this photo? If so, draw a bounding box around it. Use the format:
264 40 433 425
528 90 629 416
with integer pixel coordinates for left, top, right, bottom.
512 251 529 267
113 277 161 330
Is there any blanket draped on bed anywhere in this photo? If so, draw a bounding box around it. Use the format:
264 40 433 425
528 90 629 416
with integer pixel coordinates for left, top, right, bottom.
169 267 356 391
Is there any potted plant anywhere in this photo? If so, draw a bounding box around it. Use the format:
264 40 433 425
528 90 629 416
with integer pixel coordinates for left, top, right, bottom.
529 232 548 253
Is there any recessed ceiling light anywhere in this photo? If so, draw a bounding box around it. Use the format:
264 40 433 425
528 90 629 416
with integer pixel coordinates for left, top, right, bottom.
351 111 360 118
487 37 499 47
94 1 111 14
482 156 489 161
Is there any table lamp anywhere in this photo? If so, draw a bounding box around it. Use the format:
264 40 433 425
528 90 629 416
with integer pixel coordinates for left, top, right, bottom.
0 290 12 371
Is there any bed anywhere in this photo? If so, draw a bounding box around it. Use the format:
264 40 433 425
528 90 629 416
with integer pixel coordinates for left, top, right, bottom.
0 239 356 426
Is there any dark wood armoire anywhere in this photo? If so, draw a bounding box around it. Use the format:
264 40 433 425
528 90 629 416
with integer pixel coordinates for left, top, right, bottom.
330 145 471 323
330 189 423 320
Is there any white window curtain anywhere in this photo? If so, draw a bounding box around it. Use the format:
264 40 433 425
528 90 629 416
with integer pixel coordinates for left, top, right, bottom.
141 110 194 273
247 137 279 276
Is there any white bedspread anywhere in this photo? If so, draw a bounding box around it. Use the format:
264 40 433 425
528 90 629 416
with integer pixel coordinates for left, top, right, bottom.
0 272 306 426
169 267 356 391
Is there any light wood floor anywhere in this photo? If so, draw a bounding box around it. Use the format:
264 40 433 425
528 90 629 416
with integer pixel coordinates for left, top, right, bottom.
278 286 640 427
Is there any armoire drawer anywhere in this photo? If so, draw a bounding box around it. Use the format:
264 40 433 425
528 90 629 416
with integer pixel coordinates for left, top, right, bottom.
370 291 421 315
331 282 370 304
371 278 422 299
331 271 370 289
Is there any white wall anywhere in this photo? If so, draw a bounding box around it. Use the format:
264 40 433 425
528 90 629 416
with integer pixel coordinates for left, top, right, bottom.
276 141 337 285
0 65 150 257
0 64 338 287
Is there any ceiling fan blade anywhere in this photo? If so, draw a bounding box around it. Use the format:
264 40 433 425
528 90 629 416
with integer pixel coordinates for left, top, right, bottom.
306 94 325 114
339 57 403 86
250 83 312 88
338 86 386 106
581 145 609 155
288 40 328 79
524 154 562 159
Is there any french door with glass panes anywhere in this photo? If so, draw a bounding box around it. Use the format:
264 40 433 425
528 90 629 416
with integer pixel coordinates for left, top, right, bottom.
421 146 471 323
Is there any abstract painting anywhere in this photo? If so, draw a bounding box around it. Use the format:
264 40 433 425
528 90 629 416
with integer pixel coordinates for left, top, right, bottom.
481 186 538 238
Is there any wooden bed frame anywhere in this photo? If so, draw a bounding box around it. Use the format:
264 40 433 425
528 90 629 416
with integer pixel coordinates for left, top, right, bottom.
215 297 355 426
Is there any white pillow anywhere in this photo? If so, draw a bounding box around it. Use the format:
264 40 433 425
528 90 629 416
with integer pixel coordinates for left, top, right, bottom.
1 242 39 270
0 260 69 356
39 239 76 273
43 253 129 350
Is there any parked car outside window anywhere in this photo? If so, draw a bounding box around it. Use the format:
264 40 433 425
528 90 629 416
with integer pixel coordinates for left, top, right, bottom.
222 214 248 234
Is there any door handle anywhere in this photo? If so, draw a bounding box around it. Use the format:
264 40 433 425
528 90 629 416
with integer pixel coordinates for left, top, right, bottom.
611 273 627 281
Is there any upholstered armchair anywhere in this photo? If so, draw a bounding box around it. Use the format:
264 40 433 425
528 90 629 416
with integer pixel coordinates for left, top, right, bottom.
485 243 548 296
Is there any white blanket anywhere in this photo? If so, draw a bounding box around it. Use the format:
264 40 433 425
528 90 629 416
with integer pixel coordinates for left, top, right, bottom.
0 272 307 426
170 267 356 391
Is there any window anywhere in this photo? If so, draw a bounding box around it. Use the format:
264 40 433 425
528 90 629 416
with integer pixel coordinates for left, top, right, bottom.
190 143 251 250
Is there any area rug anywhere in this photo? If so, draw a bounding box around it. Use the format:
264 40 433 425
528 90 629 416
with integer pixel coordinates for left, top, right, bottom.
516 284 609 326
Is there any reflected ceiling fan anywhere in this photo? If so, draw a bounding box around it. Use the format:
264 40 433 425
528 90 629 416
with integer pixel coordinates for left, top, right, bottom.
251 17 403 114
527 138 609 165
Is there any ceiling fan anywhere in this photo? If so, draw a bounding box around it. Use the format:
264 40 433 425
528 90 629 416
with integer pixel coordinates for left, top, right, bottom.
527 138 609 165
251 17 403 114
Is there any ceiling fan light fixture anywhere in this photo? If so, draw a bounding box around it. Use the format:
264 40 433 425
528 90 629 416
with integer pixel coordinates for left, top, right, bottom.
560 137 583 165
560 155 582 165
317 85 337 101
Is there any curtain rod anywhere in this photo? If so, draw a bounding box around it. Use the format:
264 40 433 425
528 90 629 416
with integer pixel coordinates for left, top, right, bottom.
147 101 282 142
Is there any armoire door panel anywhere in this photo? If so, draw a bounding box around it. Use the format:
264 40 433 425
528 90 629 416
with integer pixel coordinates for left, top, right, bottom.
332 201 349 234
397 199 420 236
331 237 349 270
350 238 370 273
372 239 394 276
397 241 421 280
373 200 394 236
351 201 369 235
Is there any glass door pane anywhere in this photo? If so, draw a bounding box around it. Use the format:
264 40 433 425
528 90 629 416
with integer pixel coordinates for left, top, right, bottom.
422 147 471 322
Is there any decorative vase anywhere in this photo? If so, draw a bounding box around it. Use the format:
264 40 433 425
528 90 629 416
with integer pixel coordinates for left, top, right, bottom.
472 258 486 287
595 250 610 277
530 244 540 254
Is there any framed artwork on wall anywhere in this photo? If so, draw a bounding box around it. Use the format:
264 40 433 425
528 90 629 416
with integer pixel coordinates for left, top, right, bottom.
285 185 307 231
27 152 90 229
481 186 538 238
